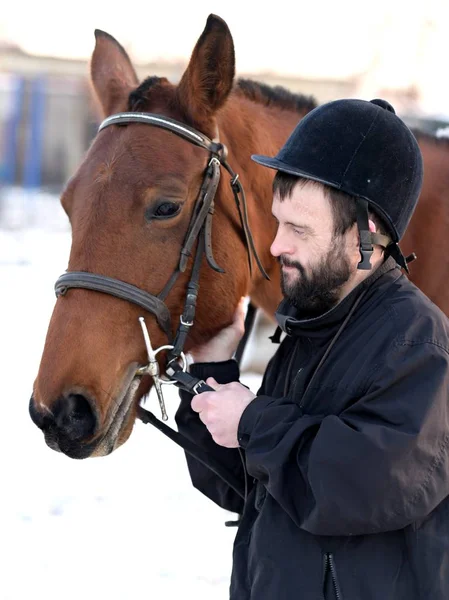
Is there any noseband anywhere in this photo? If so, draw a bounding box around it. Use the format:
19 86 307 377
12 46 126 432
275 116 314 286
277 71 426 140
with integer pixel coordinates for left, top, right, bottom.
54 112 269 368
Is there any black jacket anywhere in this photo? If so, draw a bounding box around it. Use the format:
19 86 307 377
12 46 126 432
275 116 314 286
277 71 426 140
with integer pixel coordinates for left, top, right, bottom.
175 258 449 599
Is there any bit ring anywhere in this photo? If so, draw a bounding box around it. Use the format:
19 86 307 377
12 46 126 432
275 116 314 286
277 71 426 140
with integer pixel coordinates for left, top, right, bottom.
156 346 187 385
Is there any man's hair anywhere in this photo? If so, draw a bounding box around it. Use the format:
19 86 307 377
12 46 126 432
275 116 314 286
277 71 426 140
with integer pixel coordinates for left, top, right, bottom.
273 172 389 238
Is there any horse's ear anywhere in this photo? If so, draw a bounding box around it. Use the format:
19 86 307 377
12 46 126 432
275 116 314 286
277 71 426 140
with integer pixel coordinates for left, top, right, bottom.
90 30 139 117
177 14 235 124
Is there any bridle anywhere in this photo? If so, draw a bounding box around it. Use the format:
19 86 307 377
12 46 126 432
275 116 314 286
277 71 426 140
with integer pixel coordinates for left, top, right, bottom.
54 111 269 396
53 112 269 505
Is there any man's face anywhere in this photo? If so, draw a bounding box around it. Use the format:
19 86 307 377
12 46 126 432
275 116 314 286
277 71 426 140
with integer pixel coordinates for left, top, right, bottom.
270 182 358 315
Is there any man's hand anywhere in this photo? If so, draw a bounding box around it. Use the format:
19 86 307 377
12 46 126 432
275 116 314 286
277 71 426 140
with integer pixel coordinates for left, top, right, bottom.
191 378 256 447
189 297 247 363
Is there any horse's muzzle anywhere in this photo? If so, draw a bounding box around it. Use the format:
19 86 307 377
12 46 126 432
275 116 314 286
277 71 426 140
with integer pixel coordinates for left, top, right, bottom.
29 394 99 459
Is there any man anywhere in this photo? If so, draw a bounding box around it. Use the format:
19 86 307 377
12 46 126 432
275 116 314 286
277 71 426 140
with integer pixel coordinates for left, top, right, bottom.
175 98 449 599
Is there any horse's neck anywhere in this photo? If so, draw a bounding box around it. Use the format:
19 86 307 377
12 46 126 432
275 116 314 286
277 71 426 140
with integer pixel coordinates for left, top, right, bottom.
401 136 449 313
217 98 303 317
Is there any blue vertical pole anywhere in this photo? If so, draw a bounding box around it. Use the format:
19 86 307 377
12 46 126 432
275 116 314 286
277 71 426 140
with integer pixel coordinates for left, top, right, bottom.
1 75 25 185
23 76 46 190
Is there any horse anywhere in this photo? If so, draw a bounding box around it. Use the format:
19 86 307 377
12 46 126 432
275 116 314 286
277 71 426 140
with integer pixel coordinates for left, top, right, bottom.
28 14 315 458
29 14 449 459
401 132 449 309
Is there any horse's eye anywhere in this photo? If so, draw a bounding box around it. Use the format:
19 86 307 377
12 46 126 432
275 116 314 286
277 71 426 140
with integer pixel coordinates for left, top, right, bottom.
152 202 181 219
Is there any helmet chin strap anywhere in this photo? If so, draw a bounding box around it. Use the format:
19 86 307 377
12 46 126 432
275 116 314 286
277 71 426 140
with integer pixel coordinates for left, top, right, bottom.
385 242 412 274
355 199 410 273
356 199 375 271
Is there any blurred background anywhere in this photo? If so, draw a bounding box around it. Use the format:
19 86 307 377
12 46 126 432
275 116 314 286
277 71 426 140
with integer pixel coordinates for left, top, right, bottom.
2 0 449 207
1 1 448 598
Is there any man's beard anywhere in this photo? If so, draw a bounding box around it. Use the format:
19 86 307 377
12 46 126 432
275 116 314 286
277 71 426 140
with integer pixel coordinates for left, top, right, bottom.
280 244 352 316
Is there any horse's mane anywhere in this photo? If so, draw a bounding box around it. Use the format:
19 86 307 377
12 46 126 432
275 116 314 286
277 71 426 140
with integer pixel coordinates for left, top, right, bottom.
235 78 317 114
128 75 317 115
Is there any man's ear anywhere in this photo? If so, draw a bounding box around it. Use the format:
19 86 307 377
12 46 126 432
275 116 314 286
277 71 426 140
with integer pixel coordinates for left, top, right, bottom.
368 219 377 233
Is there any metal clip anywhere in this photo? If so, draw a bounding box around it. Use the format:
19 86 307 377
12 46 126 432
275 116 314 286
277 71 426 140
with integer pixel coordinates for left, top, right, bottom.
136 317 187 421
208 156 220 168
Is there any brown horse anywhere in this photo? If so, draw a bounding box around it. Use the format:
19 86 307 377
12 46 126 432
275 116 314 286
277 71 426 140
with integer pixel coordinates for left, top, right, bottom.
401 132 449 308
29 14 449 459
29 15 315 458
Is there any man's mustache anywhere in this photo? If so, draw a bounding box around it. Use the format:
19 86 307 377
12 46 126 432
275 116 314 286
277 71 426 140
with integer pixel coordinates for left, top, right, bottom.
279 256 302 270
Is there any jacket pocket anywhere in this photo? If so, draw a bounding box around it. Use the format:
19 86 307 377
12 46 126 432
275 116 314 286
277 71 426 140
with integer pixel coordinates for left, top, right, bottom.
322 552 344 600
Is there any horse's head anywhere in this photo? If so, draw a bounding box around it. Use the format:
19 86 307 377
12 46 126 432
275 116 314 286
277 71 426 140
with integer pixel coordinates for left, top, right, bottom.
30 15 257 458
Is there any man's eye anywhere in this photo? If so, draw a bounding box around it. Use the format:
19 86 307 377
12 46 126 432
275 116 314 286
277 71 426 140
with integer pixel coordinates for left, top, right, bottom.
149 202 182 220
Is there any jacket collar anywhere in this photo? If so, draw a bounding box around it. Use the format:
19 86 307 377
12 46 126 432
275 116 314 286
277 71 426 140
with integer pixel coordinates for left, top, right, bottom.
275 257 399 338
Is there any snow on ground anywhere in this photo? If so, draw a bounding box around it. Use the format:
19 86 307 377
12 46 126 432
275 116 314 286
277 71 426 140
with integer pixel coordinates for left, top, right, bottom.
0 189 264 600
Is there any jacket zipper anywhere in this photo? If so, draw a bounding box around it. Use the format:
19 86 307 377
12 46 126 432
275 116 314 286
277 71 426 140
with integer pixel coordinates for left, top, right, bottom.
323 553 343 600
327 553 343 600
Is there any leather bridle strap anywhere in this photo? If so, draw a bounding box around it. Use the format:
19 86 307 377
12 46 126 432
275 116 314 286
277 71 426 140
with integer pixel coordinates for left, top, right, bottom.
99 112 269 281
168 228 206 362
55 271 173 340
137 404 245 499
55 111 269 362
178 157 223 274
54 154 221 353
99 112 224 155
222 160 268 278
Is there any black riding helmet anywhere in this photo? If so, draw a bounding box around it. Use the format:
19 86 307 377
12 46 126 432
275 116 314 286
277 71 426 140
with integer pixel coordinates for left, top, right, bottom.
252 98 424 271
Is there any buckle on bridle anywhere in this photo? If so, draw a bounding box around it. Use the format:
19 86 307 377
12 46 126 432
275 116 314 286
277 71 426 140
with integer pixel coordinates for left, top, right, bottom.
210 141 227 161
209 156 221 168
180 315 193 327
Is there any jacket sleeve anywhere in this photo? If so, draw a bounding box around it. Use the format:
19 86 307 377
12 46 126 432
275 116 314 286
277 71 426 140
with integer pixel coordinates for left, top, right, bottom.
175 359 250 514
237 340 449 536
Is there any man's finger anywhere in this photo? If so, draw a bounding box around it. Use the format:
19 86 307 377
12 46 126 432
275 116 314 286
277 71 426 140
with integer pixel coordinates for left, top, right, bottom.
191 394 206 413
206 377 220 390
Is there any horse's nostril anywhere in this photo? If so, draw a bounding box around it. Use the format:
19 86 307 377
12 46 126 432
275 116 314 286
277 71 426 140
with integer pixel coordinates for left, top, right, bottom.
29 393 97 446
29 396 50 429
53 394 97 441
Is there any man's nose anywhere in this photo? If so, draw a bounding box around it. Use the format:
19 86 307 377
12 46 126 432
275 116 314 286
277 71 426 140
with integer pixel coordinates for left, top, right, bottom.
270 230 292 258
